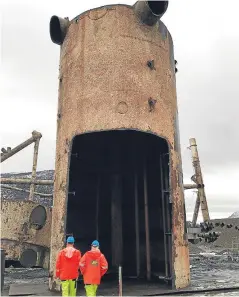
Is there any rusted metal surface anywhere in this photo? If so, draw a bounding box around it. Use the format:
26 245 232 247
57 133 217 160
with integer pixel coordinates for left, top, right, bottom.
0 200 52 269
0 131 42 163
0 131 52 269
0 178 53 185
29 137 40 200
1 185 53 197
189 138 210 225
49 1 190 291
1 239 50 269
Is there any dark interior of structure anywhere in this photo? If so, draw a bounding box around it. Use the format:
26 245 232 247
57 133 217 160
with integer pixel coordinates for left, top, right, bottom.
66 130 172 285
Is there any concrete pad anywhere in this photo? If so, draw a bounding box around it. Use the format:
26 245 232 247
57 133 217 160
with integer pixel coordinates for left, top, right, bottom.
9 284 50 296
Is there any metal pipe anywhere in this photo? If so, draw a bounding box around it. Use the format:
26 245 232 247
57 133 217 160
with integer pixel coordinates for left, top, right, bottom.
184 184 198 190
159 155 168 277
96 176 100 240
111 174 123 267
1 185 53 197
29 137 40 200
0 131 42 163
0 178 53 185
134 173 140 277
133 1 169 26
118 266 123 297
192 191 200 227
143 160 151 281
50 16 69 45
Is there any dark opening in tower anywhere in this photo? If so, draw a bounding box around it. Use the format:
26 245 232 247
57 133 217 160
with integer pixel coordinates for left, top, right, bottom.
66 130 172 283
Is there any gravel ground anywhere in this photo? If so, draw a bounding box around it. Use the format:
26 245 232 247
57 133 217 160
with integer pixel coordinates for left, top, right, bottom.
2 256 239 296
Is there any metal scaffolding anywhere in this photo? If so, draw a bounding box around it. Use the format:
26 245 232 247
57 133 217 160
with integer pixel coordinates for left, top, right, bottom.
1 131 53 200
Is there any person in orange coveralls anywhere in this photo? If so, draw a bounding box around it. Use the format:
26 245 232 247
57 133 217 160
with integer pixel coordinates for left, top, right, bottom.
56 236 81 296
79 240 108 297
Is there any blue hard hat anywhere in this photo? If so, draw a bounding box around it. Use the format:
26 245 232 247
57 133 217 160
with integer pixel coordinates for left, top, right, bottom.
91 240 99 247
67 236 75 243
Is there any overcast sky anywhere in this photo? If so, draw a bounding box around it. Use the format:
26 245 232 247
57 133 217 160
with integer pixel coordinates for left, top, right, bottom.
1 0 239 221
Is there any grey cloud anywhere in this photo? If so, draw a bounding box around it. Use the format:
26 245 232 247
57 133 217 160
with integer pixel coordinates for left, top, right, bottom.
185 194 239 213
2 2 59 104
177 35 239 175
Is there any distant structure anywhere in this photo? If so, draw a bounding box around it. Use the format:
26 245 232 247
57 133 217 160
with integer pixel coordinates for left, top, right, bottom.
229 211 239 219
49 1 190 292
189 138 210 226
0 131 53 268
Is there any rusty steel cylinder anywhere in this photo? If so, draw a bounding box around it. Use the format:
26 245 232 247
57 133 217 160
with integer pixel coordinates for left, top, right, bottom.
49 1 190 291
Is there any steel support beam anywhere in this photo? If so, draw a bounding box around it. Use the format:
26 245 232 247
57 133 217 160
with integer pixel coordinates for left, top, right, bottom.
29 137 41 200
111 174 123 267
134 173 140 277
143 160 151 281
189 138 210 225
0 178 53 185
160 154 168 277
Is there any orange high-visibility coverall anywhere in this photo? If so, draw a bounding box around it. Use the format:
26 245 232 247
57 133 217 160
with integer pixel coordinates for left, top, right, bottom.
80 250 108 296
56 246 81 296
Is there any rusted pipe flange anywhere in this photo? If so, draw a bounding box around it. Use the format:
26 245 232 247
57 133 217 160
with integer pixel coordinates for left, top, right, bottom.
133 1 169 26
50 16 69 45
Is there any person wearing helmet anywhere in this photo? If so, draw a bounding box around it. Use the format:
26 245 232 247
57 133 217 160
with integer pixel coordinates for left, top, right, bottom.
55 236 81 296
79 240 108 297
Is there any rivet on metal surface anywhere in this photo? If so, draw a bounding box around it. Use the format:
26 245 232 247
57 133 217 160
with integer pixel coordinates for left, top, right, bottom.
116 101 128 114
148 98 157 112
163 190 170 193
147 60 156 70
